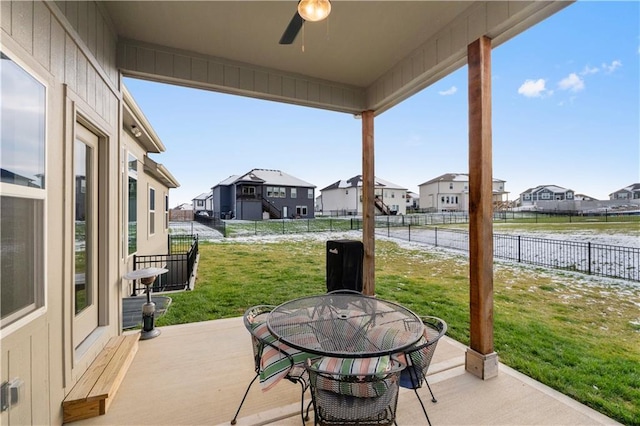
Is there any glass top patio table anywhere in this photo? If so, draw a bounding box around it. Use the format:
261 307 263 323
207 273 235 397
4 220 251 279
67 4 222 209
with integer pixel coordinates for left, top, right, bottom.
266 293 424 358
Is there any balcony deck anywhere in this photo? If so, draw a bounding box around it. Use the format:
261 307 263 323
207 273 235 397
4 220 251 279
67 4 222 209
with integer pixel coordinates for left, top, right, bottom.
69 318 619 426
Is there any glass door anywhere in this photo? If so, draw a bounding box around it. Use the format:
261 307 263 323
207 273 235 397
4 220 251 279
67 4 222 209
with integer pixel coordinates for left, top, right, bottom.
73 124 99 347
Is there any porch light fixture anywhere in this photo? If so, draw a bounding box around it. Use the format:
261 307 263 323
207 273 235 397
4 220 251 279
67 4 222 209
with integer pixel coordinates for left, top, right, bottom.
131 125 142 138
123 267 168 340
298 0 331 22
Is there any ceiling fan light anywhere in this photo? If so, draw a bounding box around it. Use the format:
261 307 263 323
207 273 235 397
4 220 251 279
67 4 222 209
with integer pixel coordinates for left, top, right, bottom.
297 0 331 22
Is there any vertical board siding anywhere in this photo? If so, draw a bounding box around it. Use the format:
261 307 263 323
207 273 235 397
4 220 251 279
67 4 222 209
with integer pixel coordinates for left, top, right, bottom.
50 16 65 79
33 1 51 71
13 0 33 54
1 0 12 34
118 40 365 113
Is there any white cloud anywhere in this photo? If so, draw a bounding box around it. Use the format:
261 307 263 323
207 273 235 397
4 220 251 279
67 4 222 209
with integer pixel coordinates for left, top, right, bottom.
438 86 457 96
602 60 622 73
517 79 551 98
580 65 599 75
558 73 585 92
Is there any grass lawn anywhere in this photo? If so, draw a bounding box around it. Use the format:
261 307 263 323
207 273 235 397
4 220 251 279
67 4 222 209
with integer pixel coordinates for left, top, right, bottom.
156 235 640 425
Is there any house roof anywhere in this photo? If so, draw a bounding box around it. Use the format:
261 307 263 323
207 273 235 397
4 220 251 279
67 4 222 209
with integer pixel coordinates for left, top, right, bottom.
609 183 640 195
217 169 315 188
321 175 407 191
143 156 180 188
192 191 211 201
418 173 505 187
521 185 573 195
101 1 572 115
123 85 166 153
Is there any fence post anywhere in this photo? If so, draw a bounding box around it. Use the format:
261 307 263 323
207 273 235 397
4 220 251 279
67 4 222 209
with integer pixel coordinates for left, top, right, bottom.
408 224 411 242
282 220 285 235
588 242 592 275
307 219 310 232
517 235 521 263
435 227 438 247
387 218 390 237
167 234 171 254
350 218 353 230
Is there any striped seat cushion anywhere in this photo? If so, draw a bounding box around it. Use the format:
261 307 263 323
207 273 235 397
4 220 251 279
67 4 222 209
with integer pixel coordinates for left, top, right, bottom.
312 356 392 397
250 321 318 391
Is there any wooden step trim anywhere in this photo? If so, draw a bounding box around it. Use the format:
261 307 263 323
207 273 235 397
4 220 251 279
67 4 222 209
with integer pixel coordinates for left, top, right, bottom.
63 334 139 423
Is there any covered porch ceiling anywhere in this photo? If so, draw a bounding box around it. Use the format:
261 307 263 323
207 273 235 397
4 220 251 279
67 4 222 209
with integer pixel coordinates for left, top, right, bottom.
102 1 572 115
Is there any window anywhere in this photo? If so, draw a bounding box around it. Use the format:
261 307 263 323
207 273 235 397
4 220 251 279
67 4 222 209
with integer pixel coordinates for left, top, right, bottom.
165 193 169 230
449 183 453 190
307 189 313 199
524 194 531 200
149 187 156 235
196 199 204 207
541 192 550 200
567 192 573 199
242 186 255 195
296 206 308 216
266 186 286 198
1 52 46 328
128 154 137 254
391 192 395 198
291 188 297 198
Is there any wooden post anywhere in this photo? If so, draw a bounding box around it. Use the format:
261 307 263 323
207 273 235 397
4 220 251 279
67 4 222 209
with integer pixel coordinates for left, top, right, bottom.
362 111 375 296
466 36 498 379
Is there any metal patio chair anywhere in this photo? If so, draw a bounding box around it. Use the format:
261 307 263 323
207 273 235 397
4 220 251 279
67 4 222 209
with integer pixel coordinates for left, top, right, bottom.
305 357 405 426
395 316 447 426
230 305 312 425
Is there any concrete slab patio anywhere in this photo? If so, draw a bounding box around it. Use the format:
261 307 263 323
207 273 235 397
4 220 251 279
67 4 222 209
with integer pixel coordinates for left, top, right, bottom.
69 318 619 426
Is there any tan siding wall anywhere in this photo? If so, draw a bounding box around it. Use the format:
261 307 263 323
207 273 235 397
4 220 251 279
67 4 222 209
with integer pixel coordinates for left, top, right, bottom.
118 39 366 114
1 1 122 425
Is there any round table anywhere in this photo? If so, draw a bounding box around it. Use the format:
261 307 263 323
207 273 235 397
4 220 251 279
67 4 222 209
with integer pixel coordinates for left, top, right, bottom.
267 293 424 358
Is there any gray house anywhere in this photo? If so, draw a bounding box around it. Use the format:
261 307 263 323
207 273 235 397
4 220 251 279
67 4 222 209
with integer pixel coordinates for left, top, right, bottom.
609 183 640 200
212 169 316 220
520 185 575 206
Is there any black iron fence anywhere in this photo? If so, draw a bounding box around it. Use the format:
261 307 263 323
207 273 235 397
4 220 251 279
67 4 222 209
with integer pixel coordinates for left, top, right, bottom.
376 225 639 282
131 234 199 295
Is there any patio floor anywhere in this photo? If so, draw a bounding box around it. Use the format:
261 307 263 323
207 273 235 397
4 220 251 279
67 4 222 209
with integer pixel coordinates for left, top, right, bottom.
69 317 619 426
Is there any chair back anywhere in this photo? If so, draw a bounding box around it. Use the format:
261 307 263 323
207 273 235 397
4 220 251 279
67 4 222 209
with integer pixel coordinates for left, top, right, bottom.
243 305 275 371
399 316 447 389
306 357 405 426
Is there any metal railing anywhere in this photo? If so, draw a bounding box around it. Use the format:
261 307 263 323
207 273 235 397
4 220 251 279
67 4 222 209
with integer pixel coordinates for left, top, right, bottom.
378 225 639 282
131 234 199 295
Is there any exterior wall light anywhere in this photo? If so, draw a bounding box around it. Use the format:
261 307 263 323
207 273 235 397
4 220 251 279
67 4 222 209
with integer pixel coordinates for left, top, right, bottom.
131 125 142 138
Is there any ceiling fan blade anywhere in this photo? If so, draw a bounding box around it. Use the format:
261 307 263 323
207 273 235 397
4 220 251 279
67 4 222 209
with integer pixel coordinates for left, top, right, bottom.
279 11 304 45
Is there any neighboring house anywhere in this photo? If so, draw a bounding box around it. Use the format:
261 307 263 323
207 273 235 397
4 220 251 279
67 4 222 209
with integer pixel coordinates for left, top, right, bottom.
574 193 599 201
520 185 574 206
609 183 640 200
212 169 316 220
319 175 408 216
419 173 507 212
406 191 420 210
192 190 213 216
174 202 193 210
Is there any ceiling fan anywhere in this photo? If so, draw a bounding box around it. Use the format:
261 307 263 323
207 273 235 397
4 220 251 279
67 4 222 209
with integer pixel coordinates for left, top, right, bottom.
279 0 332 45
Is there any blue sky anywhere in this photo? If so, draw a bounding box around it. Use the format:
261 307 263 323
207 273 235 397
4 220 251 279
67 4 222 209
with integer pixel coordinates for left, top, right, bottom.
125 1 639 207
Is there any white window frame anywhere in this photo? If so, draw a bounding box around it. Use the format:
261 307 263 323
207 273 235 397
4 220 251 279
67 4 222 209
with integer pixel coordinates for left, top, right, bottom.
296 205 308 216
0 50 47 334
307 189 313 199
149 186 156 236
164 193 169 230
291 188 297 198
127 153 138 256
